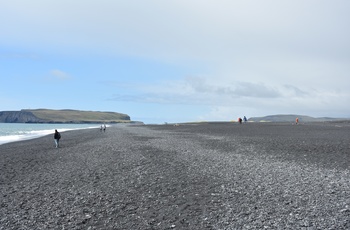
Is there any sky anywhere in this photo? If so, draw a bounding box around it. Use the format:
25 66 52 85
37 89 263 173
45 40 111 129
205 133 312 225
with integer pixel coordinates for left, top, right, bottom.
1 1 349 124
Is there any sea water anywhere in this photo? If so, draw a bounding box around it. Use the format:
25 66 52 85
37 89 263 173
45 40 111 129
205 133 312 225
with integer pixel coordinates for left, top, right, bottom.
0 123 100 145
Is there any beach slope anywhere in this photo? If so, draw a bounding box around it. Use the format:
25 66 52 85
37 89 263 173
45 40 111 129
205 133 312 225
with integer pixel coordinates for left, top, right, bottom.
1 123 350 229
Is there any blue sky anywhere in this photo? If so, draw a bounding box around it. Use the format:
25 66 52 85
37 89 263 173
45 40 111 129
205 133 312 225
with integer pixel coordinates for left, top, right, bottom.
1 1 350 123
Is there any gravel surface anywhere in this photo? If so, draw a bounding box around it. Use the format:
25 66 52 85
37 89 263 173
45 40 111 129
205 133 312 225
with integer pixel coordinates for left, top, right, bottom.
0 122 350 229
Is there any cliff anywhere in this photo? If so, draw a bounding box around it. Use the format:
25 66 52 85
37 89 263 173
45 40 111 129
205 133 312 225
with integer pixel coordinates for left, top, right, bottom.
0 110 45 123
0 109 131 123
248 114 347 123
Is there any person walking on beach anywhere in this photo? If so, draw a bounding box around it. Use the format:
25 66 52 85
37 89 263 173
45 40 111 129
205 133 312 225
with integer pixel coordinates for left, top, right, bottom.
243 116 247 123
54 129 61 148
103 124 106 132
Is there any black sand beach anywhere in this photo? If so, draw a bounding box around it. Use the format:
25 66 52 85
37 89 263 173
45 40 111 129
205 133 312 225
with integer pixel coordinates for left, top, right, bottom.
1 122 350 229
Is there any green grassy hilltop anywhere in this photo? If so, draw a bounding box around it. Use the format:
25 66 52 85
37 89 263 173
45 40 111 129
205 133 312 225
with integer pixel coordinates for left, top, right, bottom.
27 109 130 123
248 114 347 123
0 109 131 123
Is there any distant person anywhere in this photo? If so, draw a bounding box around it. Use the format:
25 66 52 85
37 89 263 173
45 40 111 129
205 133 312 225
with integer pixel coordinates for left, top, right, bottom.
54 129 61 148
238 117 242 124
100 125 103 132
243 116 247 123
296 117 299 125
103 124 106 132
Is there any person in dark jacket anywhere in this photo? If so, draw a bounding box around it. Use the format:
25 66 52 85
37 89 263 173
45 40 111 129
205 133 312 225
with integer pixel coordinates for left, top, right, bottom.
54 129 61 148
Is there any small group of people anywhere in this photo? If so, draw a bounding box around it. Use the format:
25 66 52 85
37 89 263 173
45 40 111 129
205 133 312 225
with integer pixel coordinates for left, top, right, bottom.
238 116 248 124
100 124 107 132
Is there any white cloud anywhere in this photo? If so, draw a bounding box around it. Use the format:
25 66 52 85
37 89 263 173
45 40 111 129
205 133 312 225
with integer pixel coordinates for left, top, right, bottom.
2 1 349 120
107 74 350 119
2 1 349 61
49 69 71 81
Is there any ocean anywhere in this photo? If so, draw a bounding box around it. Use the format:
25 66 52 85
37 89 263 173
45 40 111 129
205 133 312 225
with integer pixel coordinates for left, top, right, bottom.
0 123 100 145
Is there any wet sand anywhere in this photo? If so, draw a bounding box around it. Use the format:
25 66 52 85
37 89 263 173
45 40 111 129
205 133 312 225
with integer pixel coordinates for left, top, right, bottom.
1 122 350 229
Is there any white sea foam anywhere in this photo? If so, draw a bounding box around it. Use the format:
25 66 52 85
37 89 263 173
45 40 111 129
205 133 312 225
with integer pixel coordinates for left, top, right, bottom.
0 123 99 145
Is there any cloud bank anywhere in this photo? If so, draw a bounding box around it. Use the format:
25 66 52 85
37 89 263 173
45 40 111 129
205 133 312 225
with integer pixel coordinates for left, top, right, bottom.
1 0 349 121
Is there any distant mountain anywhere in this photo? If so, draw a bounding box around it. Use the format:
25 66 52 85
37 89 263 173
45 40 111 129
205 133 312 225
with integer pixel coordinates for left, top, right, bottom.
248 114 347 123
0 109 131 123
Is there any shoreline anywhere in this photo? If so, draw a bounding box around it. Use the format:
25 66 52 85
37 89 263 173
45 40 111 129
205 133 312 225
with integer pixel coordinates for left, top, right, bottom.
1 120 349 146
0 123 103 146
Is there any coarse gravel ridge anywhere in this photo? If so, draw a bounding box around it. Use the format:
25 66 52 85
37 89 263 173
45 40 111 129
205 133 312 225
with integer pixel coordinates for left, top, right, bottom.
128 124 350 229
